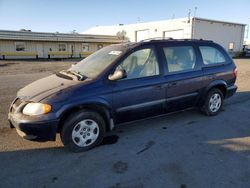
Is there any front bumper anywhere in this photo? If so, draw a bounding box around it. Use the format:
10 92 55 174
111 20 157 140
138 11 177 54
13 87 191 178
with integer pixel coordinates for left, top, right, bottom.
225 85 237 98
8 113 59 142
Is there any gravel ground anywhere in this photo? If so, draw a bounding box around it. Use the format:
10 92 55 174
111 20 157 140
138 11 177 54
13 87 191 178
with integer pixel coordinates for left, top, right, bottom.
0 58 250 188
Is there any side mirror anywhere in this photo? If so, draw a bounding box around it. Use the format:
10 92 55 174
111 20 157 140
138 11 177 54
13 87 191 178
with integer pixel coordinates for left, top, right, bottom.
108 69 126 81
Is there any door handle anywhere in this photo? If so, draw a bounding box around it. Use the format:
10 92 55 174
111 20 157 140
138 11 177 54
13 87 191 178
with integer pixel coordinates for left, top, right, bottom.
168 82 177 88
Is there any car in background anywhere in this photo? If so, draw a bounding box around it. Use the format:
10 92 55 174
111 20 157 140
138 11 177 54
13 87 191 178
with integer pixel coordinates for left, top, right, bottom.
245 48 250 57
8 39 237 152
243 44 250 57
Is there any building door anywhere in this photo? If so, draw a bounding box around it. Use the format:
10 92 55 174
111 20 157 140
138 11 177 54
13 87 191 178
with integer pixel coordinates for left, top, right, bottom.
36 43 44 58
135 29 150 42
163 29 184 39
69 44 74 57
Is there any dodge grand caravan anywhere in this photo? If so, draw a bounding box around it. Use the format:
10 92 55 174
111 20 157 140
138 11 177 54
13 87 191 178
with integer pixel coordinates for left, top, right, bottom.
8 39 237 152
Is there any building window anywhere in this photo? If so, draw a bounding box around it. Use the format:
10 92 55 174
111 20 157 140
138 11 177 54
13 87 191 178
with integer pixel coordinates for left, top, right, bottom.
82 43 89 52
15 42 25 51
97 44 103 50
58 44 66 51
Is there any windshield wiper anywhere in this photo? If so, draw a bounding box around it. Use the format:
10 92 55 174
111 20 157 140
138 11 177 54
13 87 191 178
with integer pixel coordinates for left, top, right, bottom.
67 70 87 81
56 72 73 80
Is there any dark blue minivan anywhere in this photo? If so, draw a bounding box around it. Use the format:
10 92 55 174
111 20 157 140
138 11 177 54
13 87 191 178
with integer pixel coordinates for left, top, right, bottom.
8 39 237 152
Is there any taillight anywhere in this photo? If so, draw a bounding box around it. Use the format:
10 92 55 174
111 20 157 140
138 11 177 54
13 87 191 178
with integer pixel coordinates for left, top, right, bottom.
233 67 237 77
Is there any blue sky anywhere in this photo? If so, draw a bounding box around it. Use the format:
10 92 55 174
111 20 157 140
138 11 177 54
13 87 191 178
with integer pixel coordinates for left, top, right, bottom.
0 0 249 38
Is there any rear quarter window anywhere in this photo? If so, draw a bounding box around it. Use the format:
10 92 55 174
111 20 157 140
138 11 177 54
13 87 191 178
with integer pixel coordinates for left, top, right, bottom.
199 46 226 65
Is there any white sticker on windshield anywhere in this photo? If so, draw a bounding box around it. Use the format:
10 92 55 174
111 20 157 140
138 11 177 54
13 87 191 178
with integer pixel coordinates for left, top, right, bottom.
109 51 122 55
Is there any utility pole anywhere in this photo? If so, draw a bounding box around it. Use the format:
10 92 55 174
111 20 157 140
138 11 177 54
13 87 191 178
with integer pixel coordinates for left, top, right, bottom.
246 25 249 39
188 9 191 23
192 7 198 39
247 18 250 39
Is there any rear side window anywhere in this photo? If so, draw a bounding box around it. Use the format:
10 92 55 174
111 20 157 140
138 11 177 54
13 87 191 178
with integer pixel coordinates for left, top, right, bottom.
163 46 196 73
199 46 226 65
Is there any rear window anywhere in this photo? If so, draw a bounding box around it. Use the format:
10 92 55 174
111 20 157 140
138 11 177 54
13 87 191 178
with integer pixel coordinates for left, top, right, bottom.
199 46 226 65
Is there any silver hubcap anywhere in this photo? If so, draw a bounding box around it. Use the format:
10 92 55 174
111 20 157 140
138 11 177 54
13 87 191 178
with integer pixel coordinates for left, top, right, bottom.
72 119 99 147
209 93 222 113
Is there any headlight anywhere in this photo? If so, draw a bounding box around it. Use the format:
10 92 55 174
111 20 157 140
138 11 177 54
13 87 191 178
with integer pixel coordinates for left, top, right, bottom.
23 103 52 116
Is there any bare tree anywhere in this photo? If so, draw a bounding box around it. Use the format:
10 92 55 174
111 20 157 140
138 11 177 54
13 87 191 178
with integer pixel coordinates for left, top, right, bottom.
116 30 129 41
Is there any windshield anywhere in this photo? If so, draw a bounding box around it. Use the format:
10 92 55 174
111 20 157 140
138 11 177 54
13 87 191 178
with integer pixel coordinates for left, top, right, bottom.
69 45 125 79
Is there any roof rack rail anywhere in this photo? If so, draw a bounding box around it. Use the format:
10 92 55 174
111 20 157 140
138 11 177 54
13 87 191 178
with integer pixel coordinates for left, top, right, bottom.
140 37 173 42
184 38 213 42
139 37 213 43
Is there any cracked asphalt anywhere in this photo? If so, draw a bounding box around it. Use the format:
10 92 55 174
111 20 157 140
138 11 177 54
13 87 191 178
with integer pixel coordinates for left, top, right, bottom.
0 59 250 188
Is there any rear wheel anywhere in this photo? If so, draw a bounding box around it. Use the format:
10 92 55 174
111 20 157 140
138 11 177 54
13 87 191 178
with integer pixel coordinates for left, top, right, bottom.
201 88 224 116
60 110 106 152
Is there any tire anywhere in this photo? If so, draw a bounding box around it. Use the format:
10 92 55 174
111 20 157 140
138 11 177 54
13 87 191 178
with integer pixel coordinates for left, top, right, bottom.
60 110 106 152
201 88 224 116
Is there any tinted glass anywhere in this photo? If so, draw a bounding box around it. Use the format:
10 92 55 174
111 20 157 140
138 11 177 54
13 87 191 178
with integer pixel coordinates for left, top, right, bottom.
163 46 196 73
117 48 159 79
199 46 226 65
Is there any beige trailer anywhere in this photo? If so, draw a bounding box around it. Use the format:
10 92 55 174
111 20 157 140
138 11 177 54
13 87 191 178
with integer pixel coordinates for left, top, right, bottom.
0 30 124 59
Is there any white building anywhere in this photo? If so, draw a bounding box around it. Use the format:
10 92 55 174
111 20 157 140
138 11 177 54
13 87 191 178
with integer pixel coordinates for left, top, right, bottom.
83 17 246 53
0 30 123 59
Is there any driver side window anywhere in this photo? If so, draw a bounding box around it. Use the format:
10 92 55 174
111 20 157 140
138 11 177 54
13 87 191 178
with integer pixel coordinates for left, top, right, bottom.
117 48 159 79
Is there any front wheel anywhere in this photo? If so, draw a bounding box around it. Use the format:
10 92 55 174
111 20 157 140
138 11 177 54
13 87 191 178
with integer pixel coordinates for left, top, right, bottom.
60 110 106 152
201 88 224 116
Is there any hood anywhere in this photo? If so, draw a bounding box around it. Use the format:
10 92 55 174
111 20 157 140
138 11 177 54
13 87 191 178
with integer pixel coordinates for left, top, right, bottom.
17 74 80 102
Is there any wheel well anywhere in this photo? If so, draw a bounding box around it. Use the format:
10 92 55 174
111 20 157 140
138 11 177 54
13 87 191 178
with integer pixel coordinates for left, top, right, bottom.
198 84 227 107
57 104 112 133
213 84 227 98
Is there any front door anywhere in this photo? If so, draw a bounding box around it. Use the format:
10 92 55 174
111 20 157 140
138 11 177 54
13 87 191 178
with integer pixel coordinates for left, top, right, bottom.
111 47 165 123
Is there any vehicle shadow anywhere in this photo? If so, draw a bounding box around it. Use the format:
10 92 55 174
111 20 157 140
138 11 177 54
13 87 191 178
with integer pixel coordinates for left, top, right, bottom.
0 91 250 187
